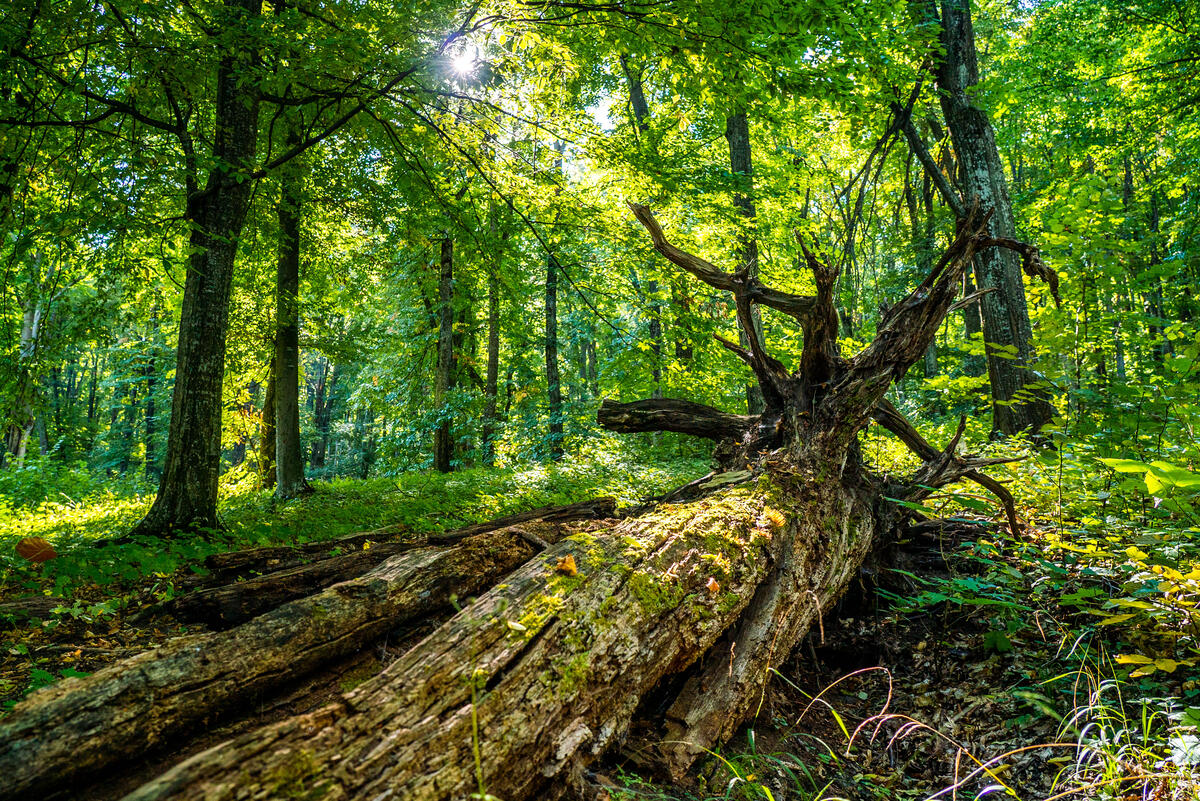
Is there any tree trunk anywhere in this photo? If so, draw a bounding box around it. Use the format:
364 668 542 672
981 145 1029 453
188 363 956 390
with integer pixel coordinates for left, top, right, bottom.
309 357 337 469
132 0 263 535
259 356 276 491
620 57 665 399
275 132 311 499
3 252 50 469
546 252 564 460
86 354 99 426
726 111 766 415
482 265 501 467
925 0 1053 436
144 304 160 480
433 236 455 473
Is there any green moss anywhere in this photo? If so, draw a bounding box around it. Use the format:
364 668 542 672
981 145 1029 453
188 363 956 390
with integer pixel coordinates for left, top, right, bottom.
628 571 687 616
556 652 591 696
716 590 742 615
263 749 328 800
515 591 566 633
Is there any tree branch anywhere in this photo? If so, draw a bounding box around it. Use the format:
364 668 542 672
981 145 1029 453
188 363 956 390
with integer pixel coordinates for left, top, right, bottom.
871 399 1022 535
891 101 966 217
628 203 816 322
597 398 755 440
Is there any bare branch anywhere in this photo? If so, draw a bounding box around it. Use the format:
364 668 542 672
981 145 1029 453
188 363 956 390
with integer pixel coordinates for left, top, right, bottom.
892 101 966 217
985 236 1060 305
871 399 1023 535
627 203 816 322
598 398 755 440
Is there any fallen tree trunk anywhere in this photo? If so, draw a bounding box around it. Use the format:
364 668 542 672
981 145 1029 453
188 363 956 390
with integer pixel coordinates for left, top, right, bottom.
120 477 878 801
171 497 617 626
597 398 755 440
0 528 538 801
171 542 416 626
200 496 616 579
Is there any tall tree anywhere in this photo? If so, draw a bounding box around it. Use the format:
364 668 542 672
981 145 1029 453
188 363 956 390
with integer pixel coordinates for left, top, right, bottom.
545 250 565 461
725 110 765 415
259 356 276 491
433 236 456 473
620 55 664 399
131 0 264 534
274 132 311 499
922 0 1054 436
482 254 501 467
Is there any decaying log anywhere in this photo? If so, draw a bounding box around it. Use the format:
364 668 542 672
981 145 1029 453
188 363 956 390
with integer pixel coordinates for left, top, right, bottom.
201 496 616 580
0 529 537 801
423 495 618 543
171 542 414 626
170 497 617 626
0 595 65 625
200 530 410 581
598 398 755 440
110 479 876 801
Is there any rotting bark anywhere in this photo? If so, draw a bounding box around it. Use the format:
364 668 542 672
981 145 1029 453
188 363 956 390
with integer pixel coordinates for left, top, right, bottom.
195 496 615 582
170 497 617 626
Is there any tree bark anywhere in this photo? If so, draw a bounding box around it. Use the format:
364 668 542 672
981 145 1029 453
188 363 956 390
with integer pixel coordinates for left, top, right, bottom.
259 356 276 491
726 110 766 415
274 130 311 499
482 264 501 466
925 0 1053 436
546 251 564 460
433 236 456 473
132 0 263 535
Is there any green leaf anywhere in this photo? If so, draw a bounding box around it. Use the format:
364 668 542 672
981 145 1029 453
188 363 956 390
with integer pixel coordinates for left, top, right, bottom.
1097 458 1151 474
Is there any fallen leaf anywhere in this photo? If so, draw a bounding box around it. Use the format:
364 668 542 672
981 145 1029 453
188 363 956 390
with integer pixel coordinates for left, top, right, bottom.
16 537 56 564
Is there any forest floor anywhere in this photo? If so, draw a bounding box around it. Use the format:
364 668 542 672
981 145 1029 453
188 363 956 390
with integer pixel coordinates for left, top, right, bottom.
1 440 1198 800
